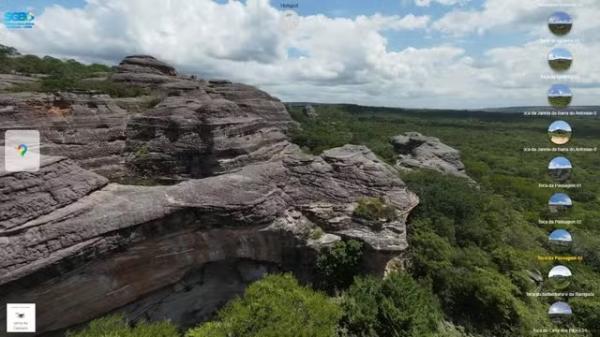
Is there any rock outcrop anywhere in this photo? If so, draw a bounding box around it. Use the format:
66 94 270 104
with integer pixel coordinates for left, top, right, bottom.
0 55 418 336
0 144 417 334
0 56 297 182
0 92 131 178
303 104 318 118
125 80 295 180
0 74 38 90
111 55 178 85
0 155 108 231
390 131 471 180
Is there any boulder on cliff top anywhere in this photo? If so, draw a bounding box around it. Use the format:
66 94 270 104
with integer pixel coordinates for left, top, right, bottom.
116 55 177 76
390 131 472 180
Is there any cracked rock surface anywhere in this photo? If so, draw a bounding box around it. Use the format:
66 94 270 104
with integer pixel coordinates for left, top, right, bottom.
390 131 472 180
0 56 419 335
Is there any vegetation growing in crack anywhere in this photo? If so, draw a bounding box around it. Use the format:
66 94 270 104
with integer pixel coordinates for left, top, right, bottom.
354 197 398 223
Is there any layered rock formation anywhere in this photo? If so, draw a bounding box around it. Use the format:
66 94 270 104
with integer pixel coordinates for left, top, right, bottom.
0 56 297 181
0 91 130 178
390 131 472 180
0 74 38 90
0 144 417 334
112 55 178 85
0 55 418 336
125 80 295 180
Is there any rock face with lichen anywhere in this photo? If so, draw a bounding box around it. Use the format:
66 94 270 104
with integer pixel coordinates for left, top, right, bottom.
390 131 472 180
0 56 419 336
124 80 295 180
0 92 131 178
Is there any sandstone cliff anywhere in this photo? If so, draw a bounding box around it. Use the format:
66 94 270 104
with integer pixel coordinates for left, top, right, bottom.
0 56 418 335
390 131 472 180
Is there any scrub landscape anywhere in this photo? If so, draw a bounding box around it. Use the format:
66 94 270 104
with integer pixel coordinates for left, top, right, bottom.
1 47 600 337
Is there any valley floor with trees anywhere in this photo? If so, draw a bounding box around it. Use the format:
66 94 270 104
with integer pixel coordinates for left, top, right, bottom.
67 105 600 337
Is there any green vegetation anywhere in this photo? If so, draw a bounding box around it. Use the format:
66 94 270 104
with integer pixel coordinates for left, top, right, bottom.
404 171 550 336
548 96 572 109
549 24 572 36
339 272 441 337
289 104 600 336
354 197 398 222
77 104 600 337
67 315 179 337
186 274 342 337
310 226 326 240
548 59 572 72
0 46 110 75
316 240 364 292
0 45 148 97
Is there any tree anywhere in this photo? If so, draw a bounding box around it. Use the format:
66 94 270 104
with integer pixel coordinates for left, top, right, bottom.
186 274 342 337
67 315 180 337
316 240 364 292
340 272 441 337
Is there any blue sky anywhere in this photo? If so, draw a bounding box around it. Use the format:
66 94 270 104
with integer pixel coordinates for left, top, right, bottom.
548 120 572 133
548 11 572 24
548 84 572 97
549 229 572 242
0 0 84 11
549 302 572 315
1 0 599 109
1 0 495 55
548 48 572 60
549 193 572 206
548 156 572 170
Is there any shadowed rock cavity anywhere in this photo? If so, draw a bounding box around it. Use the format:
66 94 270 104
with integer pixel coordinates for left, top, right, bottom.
0 55 418 335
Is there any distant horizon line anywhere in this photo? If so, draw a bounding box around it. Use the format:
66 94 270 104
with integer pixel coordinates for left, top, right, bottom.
285 102 600 112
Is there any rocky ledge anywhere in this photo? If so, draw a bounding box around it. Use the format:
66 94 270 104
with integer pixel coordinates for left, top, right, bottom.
0 56 418 336
0 145 417 334
0 56 296 181
390 131 472 180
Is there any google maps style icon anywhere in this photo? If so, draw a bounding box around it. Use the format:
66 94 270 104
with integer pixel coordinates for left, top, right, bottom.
4 130 40 172
16 144 28 157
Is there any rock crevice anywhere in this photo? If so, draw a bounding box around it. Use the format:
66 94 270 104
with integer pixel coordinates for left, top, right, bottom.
0 55 418 335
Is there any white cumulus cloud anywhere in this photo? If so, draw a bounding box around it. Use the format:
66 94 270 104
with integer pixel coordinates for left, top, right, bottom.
0 0 599 108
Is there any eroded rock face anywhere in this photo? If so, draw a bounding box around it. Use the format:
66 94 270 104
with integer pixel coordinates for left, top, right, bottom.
0 92 132 178
111 55 178 85
0 55 419 336
125 81 295 180
390 131 472 180
0 56 297 182
0 155 108 232
0 144 416 334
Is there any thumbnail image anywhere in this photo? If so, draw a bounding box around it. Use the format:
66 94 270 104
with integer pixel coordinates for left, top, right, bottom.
548 48 573 72
547 265 572 290
548 301 573 324
548 156 572 181
548 229 573 252
548 11 573 36
548 84 572 109
548 192 573 213
548 120 572 145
